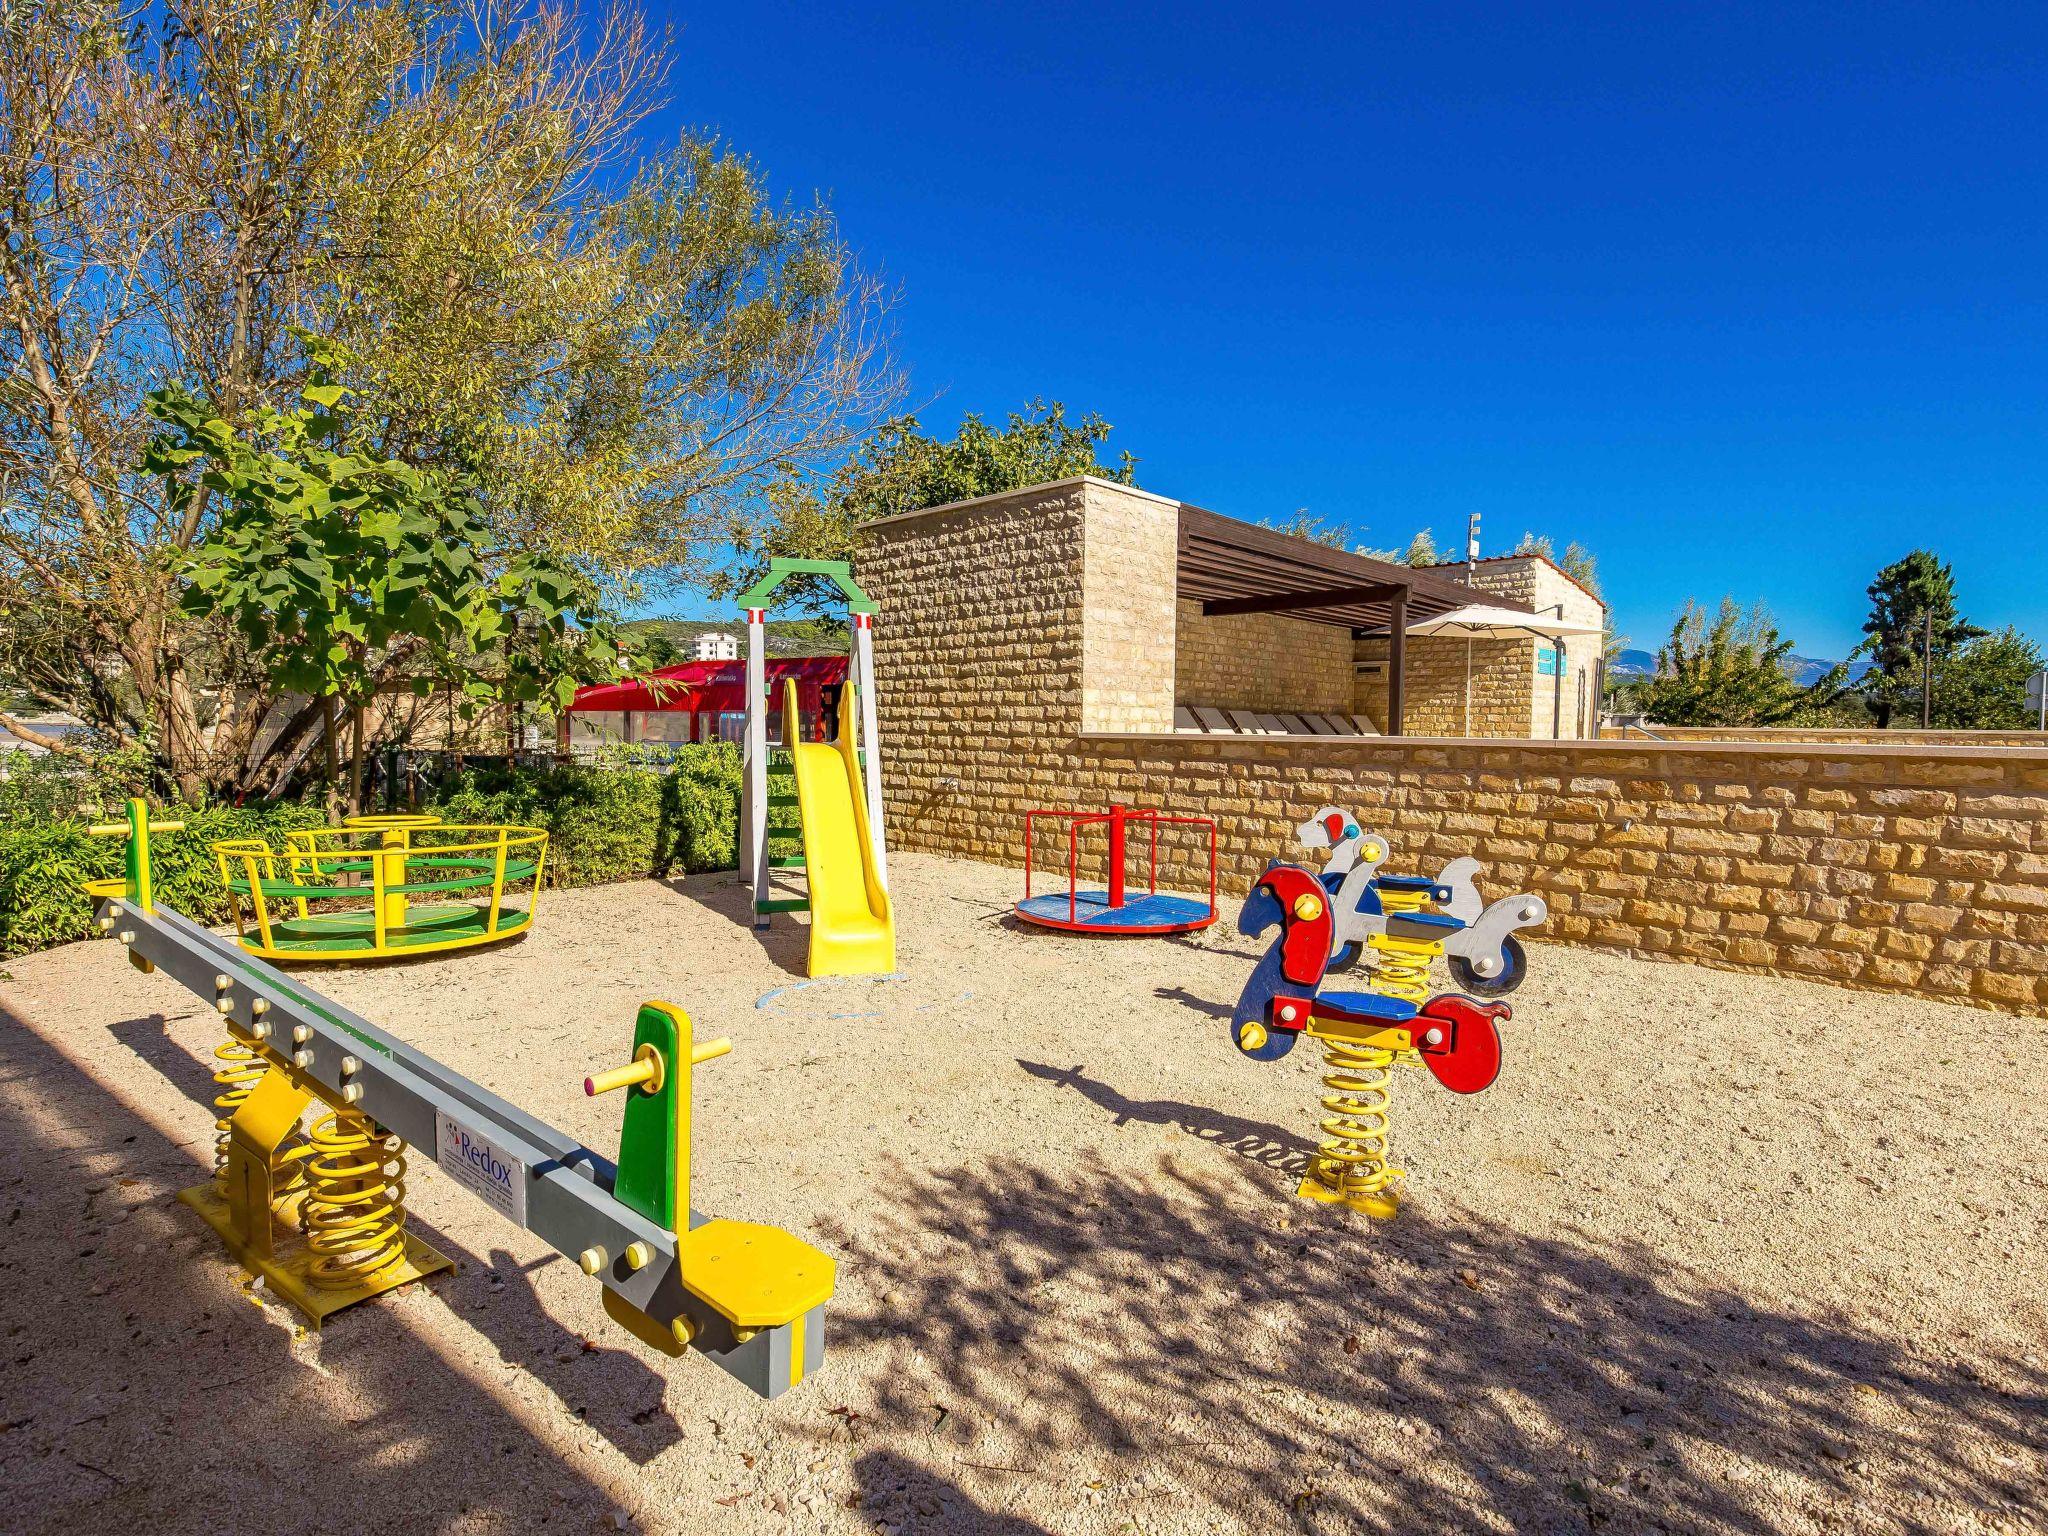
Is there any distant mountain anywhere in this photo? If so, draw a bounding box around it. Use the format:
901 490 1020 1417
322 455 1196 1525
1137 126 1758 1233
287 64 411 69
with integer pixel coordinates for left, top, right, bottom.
1607 648 1872 686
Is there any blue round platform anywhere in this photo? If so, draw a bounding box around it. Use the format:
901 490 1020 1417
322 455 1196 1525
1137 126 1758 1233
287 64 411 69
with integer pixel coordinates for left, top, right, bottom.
1015 888 1217 935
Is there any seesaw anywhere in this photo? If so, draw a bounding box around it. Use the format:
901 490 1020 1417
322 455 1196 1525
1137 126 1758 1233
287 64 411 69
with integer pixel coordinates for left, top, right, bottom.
84 800 832 1398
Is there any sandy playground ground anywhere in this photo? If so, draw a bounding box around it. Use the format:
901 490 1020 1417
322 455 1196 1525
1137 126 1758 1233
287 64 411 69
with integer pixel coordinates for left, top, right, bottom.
2 852 2045 1536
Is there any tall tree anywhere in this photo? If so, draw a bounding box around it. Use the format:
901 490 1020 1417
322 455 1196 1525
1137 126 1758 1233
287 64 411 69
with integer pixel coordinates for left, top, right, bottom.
740 401 1135 606
1925 628 2046 731
148 337 632 807
0 0 893 797
1639 598 1849 727
1854 551 1986 727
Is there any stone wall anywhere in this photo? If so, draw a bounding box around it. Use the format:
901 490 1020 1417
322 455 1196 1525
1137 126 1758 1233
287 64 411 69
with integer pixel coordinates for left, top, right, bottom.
855 479 2048 1014
1174 599 1355 716
1354 634 1527 735
1603 726 2048 748
1353 554 1605 738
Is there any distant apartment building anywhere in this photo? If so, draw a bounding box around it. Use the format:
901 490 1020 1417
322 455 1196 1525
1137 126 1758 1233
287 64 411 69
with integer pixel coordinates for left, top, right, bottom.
692 631 740 661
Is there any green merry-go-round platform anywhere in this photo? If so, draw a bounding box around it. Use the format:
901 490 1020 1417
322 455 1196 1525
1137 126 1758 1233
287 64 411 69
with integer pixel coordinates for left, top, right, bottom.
211 814 548 961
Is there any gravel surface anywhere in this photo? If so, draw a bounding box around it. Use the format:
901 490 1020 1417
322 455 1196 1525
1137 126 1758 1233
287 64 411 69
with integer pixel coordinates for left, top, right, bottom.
2 852 2044 1535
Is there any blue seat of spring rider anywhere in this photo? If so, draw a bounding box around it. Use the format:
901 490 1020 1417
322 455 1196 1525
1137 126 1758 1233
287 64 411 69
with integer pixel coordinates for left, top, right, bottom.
1313 990 1421 1023
1376 873 1440 892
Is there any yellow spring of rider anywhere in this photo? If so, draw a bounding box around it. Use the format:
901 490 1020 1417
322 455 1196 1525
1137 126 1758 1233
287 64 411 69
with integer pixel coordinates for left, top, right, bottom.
1305 1037 1403 1213
300 1109 411 1290
1366 933 1435 1005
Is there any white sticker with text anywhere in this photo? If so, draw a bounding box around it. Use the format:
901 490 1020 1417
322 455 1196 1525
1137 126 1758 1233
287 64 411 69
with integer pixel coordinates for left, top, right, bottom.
435 1110 528 1230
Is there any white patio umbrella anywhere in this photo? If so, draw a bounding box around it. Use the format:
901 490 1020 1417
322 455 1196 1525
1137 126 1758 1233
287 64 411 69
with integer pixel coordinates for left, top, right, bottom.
1389 604 1606 735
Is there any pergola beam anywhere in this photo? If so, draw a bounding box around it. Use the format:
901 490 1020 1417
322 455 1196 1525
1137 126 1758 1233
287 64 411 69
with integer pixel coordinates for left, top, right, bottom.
1200 581 1405 618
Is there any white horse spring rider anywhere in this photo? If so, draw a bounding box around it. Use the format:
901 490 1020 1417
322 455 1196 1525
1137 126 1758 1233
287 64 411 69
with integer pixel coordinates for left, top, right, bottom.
1294 806 1547 995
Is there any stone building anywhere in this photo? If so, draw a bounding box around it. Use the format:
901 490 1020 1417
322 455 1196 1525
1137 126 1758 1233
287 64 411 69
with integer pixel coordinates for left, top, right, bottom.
851 475 2048 1013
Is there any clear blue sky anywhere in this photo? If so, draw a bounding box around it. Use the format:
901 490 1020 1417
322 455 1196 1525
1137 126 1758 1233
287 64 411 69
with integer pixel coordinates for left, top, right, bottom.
650 2 2044 659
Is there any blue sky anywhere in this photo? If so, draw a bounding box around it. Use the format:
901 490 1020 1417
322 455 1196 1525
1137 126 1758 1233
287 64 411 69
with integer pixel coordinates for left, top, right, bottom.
649 2 2044 658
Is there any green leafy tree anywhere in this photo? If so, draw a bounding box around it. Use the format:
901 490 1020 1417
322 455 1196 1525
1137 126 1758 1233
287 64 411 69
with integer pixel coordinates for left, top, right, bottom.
1399 529 1441 566
146 338 633 808
0 0 892 796
740 401 1136 606
1513 531 1602 597
1853 551 1987 727
1924 628 2046 730
1639 598 1850 727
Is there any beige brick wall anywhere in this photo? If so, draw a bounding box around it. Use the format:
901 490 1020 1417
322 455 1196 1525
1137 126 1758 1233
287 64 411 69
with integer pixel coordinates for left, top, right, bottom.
1080 480 1180 734
1174 599 1355 715
857 481 2048 1014
1352 555 1606 738
1603 726 2048 748
1354 634 1527 735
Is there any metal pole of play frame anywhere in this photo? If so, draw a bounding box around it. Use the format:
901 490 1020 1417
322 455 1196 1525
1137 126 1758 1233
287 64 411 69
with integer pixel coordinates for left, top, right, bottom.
1107 805 1127 910
852 610 889 890
1463 634 1473 736
745 605 769 927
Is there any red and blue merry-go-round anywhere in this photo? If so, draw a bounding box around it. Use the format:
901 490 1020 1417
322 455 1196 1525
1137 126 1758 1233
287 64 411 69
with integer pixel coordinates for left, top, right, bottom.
1015 803 1218 936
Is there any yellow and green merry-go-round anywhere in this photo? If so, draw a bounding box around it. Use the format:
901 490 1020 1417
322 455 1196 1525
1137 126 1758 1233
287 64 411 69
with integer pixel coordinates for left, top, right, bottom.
210 814 548 961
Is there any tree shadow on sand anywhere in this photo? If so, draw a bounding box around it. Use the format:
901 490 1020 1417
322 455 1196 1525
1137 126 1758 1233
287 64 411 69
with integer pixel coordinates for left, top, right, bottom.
818 1143 2045 1534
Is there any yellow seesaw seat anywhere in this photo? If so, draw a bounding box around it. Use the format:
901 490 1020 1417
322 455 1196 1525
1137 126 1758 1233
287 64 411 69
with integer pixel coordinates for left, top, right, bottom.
782 678 894 977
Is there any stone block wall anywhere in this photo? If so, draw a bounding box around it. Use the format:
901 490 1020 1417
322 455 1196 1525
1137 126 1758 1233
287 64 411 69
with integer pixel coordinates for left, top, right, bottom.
856 479 2048 1013
1174 599 1356 716
1602 726 2048 748
1352 554 1606 739
1354 634 1527 735
1080 480 1180 733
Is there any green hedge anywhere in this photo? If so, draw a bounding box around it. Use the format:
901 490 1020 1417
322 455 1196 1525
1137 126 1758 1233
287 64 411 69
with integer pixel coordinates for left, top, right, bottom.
0 745 764 959
0 802 331 957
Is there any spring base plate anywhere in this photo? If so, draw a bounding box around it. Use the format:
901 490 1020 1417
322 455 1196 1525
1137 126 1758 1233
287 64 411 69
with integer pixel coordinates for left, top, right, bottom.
1294 1173 1401 1220
178 1181 453 1325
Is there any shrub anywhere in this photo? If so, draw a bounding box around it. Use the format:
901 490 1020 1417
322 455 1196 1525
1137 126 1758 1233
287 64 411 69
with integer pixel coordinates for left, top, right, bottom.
0 744 764 958
0 801 328 957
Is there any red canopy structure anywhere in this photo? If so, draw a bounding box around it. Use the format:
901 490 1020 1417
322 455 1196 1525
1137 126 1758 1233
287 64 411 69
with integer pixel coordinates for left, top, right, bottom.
566 657 849 744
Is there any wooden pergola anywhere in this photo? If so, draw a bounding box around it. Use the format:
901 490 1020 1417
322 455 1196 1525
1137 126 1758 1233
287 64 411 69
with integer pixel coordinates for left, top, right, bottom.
1176 506 1529 735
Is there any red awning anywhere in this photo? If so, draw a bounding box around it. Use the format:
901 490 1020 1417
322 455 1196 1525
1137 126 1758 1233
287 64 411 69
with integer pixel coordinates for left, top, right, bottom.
567 656 847 714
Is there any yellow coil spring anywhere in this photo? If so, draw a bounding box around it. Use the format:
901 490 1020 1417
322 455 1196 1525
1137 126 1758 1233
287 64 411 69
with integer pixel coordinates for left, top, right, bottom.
1308 1038 1403 1202
1367 934 1435 1005
211 1035 269 1189
1377 884 1428 916
300 1109 411 1290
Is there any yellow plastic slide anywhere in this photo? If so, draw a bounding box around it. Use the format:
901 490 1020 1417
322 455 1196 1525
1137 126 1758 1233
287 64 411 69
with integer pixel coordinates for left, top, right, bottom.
783 679 895 977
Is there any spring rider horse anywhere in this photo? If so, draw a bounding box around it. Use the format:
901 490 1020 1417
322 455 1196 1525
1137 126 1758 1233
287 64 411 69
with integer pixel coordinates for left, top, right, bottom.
1233 862 1513 1217
1296 806 1547 997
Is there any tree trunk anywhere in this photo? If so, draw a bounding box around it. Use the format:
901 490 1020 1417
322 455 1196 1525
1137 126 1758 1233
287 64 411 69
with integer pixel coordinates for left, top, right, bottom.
323 696 342 817
347 701 367 815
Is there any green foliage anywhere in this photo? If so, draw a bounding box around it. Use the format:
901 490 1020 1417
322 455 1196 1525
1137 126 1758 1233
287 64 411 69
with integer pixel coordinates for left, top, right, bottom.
0 802 330 957
1399 529 1441 567
1853 550 1987 726
740 401 1136 607
150 338 634 719
0 1 890 798
1271 511 1355 550
0 744 765 958
1638 598 1851 727
0 746 157 821
1926 628 2046 730
1513 532 1602 597
426 750 747 887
